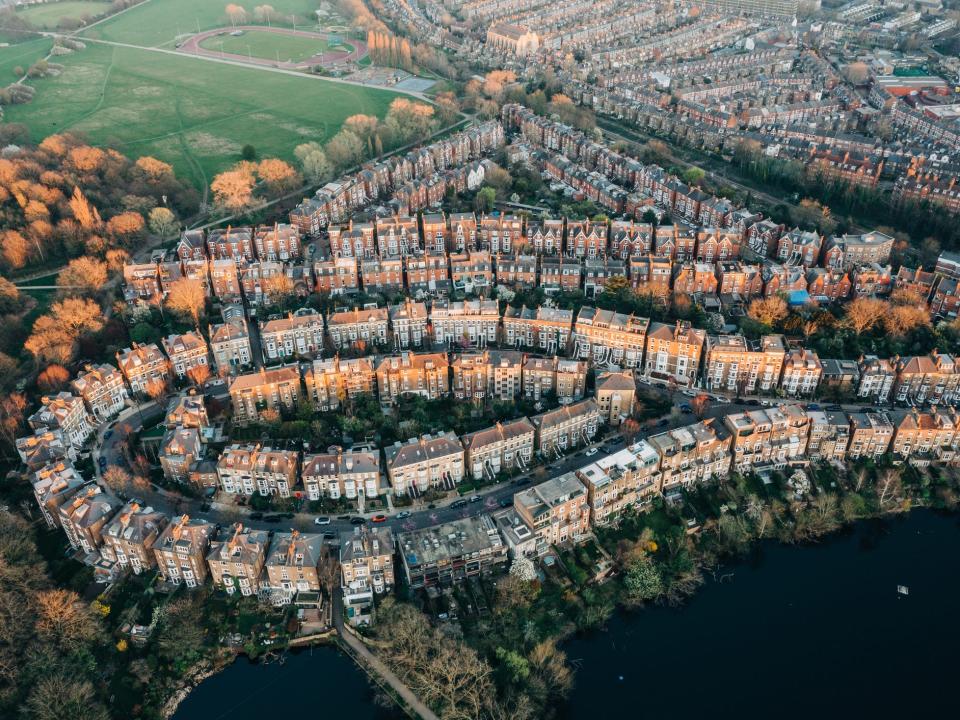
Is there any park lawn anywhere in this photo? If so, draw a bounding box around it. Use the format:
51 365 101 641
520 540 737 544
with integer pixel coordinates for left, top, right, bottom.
15 0 113 28
198 28 350 64
4 43 398 188
0 37 53 79
81 0 323 48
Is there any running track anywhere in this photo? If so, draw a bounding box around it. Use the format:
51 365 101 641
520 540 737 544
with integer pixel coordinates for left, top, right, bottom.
177 25 368 70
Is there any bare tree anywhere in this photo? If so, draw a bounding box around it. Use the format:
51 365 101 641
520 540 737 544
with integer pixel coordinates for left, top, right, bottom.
165 278 206 326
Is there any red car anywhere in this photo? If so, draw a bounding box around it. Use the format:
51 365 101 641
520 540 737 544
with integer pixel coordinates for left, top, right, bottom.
371 514 388 523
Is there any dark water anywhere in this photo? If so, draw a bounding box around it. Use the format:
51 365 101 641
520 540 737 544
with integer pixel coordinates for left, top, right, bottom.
172 645 400 720
561 510 960 719
175 511 959 719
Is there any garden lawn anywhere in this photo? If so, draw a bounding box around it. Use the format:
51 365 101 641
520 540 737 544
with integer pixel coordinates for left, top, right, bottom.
198 28 351 63
81 0 323 48
15 0 112 28
3 43 398 188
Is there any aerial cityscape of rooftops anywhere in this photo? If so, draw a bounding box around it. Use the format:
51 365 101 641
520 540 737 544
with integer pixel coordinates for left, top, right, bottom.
2 0 960 717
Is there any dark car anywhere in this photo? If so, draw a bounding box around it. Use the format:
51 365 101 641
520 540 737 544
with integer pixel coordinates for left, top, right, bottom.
337 515 351 521
746 399 761 406
498 498 511 508
350 517 366 525
98 456 107 468
103 430 113 440
807 403 821 411
248 511 264 520
513 477 531 486
262 514 282 523
826 405 843 411
322 532 336 540
680 403 692 413
278 512 294 519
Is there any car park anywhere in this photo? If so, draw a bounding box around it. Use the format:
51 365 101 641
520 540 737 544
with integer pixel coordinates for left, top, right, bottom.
314 516 331 526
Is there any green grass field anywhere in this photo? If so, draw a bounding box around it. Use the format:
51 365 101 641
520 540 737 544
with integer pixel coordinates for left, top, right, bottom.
3 43 398 188
15 0 113 28
81 0 322 48
198 29 351 64
0 37 53 79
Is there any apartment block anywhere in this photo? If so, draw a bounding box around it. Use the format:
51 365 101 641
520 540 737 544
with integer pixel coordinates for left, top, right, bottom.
452 350 523 403
100 502 167 574
58 486 120 556
576 440 662 525
389 299 429 349
153 515 216 587
263 531 323 605
229 365 302 424
117 343 171 396
17 428 75 470
327 306 389 351
573 306 649 368
514 473 589 553
209 311 253 374
375 352 449 405
890 408 960 466
648 419 732 491
159 426 203 483
704 334 786 394
857 355 895 403
161 331 210 379
31 460 87 529
893 352 960 406
397 514 507 588
724 405 810 472
531 399 600 456
304 356 376 410
595 371 636 425
313 255 360 295
430 299 500 347
384 432 464 496
644 321 706 388
301 449 382 502
462 417 535 480
217 444 299 497
340 526 395 625
847 412 894 459
450 251 494 295
71 364 128 422
781 348 823 397
502 305 572 353
259 310 325 361
255 223 301 261
207 524 269 596
28 392 94 449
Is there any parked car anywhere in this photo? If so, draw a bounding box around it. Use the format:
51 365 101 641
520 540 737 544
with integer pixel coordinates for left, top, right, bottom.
513 478 531 486
248 512 264 520
680 403 692 413
98 456 107 469
322 532 336 540
585 447 599 457
469 495 482 503
451 499 468 509
807 403 821 411
350 516 366 525
337 515 351 521
278 512 294 519
498 497 512 508
262 514 281 523
103 430 113 440
314 516 331 526
396 511 411 520
371 514 387 523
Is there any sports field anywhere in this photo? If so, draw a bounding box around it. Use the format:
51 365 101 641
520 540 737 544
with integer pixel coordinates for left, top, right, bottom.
198 29 351 63
81 0 321 47
3 43 398 188
15 0 113 28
